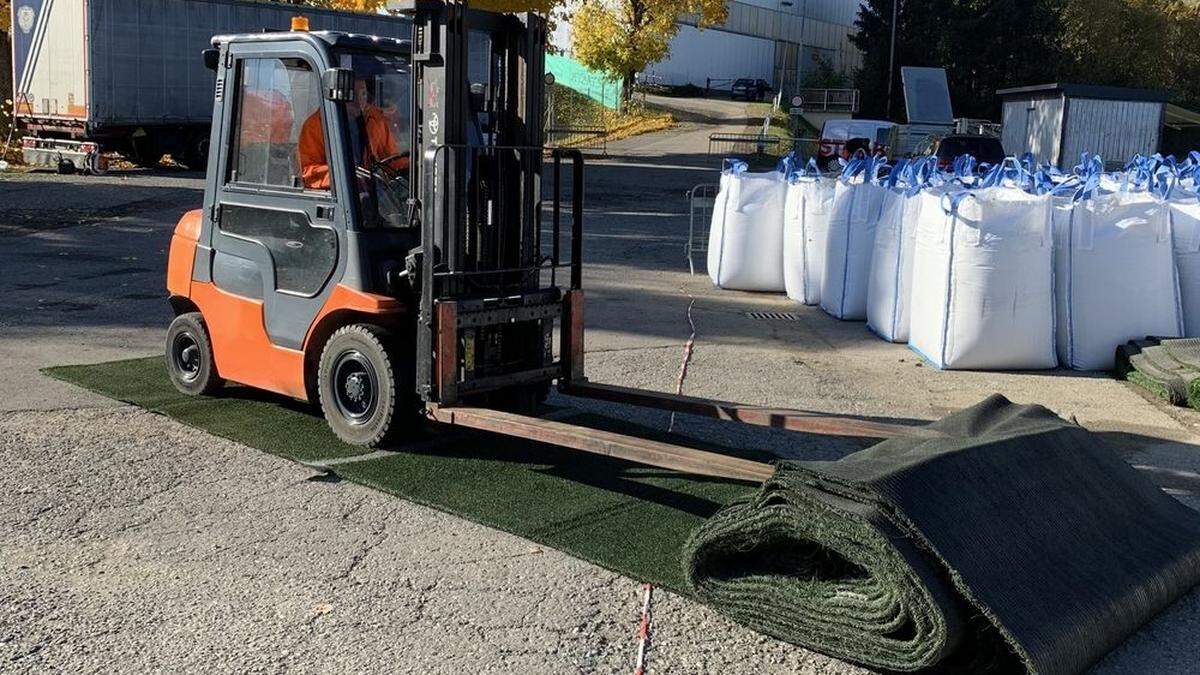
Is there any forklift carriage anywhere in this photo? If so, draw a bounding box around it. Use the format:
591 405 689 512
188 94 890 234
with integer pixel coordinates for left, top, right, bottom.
165 0 925 481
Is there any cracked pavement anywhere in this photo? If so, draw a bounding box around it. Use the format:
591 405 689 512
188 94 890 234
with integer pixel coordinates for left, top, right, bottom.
3 97 1200 672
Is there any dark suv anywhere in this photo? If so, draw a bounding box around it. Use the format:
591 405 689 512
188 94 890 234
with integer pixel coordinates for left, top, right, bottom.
731 78 772 101
919 134 1005 171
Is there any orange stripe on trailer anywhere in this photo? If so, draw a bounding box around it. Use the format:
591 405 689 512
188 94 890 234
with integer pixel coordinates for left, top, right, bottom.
190 281 308 400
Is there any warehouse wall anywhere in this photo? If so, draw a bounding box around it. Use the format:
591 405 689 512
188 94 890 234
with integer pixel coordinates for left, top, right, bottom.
551 0 864 88
679 0 864 76
641 25 775 87
1061 98 1162 168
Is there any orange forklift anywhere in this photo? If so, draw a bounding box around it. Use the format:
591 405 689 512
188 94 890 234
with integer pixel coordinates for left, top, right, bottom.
165 0 923 481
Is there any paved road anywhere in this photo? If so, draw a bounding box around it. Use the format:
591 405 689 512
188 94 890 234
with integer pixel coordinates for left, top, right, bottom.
3 98 1200 673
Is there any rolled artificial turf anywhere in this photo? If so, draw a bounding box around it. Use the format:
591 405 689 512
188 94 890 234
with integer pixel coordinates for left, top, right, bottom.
684 395 1200 674
1118 338 1200 410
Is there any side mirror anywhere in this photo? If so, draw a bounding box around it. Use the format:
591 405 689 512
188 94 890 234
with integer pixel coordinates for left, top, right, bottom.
202 48 219 72
323 68 355 102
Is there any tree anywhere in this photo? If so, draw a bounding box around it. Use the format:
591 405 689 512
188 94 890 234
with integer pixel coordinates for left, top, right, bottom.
802 53 850 90
851 0 1061 121
570 0 727 104
1058 0 1200 108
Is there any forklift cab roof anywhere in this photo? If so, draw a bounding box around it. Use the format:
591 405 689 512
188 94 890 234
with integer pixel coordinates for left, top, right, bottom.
210 30 412 56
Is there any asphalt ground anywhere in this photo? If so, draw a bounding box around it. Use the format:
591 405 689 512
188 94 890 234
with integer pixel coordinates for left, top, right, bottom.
3 96 1200 673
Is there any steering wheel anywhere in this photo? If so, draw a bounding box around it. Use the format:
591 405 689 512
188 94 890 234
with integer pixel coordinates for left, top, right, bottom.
357 153 410 226
369 153 409 181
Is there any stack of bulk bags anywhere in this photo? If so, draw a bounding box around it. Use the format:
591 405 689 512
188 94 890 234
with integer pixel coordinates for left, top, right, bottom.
821 156 889 320
707 160 788 291
782 159 835 305
866 158 937 343
1170 159 1200 337
1054 163 1183 370
908 162 1058 370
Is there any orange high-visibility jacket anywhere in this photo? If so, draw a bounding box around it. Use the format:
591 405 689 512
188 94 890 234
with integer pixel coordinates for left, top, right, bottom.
298 106 407 189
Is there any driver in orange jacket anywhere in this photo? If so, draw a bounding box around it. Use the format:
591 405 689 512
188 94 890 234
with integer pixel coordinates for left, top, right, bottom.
298 77 408 190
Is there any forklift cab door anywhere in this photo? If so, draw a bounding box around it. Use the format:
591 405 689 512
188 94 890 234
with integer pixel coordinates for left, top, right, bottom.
201 38 414 362
204 40 348 357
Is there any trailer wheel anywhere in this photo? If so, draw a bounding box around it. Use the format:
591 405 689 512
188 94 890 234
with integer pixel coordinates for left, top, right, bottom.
165 313 224 396
318 324 407 447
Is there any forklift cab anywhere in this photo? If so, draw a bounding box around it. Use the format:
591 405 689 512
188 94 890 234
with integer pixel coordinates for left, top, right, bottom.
166 1 583 446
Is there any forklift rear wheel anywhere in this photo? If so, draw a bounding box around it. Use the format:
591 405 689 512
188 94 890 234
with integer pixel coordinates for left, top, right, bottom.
318 324 402 447
166 313 224 396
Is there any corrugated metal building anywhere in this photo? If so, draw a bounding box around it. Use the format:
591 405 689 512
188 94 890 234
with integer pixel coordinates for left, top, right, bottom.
552 0 864 97
997 83 1170 169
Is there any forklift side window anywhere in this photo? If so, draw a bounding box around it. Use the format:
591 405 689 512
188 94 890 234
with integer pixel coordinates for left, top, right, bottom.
228 57 325 192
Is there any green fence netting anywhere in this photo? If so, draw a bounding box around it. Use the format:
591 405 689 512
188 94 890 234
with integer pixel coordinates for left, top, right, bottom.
545 54 622 111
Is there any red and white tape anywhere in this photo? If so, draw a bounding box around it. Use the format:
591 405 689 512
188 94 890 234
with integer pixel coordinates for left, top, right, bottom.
633 583 654 675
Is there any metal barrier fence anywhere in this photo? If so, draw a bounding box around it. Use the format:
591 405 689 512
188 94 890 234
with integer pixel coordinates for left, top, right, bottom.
707 134 821 161
794 88 860 114
705 78 736 95
708 133 783 156
686 183 719 275
545 126 608 154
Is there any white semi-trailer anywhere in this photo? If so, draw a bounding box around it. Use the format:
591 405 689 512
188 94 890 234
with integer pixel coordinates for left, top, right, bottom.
9 0 409 172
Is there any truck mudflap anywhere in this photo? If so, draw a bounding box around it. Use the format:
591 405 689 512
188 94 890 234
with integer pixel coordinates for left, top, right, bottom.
21 137 106 174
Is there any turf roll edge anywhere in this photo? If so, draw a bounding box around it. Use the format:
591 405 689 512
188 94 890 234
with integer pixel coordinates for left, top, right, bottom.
684 394 1200 674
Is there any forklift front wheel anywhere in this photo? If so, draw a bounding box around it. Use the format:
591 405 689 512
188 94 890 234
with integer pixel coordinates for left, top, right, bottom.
318 324 401 447
165 312 224 396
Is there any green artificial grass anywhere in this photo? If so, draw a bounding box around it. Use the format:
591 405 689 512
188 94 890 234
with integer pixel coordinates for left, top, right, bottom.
43 357 755 592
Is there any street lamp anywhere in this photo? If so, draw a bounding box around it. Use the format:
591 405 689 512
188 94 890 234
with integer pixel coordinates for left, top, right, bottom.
886 0 898 119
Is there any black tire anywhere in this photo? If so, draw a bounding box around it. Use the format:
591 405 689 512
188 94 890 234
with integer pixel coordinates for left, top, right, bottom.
318 324 408 447
165 312 224 396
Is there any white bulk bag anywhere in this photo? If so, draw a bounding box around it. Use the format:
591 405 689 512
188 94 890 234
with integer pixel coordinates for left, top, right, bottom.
821 158 888 320
707 161 787 291
783 170 835 305
1054 189 1183 370
908 188 1057 370
1171 194 1200 337
867 159 935 342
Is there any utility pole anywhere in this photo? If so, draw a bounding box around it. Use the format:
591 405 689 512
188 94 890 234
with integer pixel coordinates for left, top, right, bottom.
885 0 898 120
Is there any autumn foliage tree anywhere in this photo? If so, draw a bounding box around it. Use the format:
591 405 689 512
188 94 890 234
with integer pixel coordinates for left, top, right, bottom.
570 0 727 104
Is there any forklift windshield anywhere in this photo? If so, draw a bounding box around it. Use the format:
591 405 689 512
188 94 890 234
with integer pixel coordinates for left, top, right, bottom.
299 51 411 228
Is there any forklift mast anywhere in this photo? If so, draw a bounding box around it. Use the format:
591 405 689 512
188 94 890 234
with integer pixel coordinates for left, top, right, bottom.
402 1 583 406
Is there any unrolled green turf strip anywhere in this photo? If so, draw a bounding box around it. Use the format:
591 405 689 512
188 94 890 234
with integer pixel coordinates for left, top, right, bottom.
43 357 755 592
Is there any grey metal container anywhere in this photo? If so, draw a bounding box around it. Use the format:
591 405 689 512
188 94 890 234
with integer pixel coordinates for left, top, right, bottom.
997 83 1169 169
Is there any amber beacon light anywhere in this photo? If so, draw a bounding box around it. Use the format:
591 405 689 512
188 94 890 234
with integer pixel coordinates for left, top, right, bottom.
291 15 310 31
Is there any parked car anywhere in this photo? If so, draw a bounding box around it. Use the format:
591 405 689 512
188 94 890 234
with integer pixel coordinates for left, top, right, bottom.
817 119 896 171
731 78 772 101
916 134 1006 171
